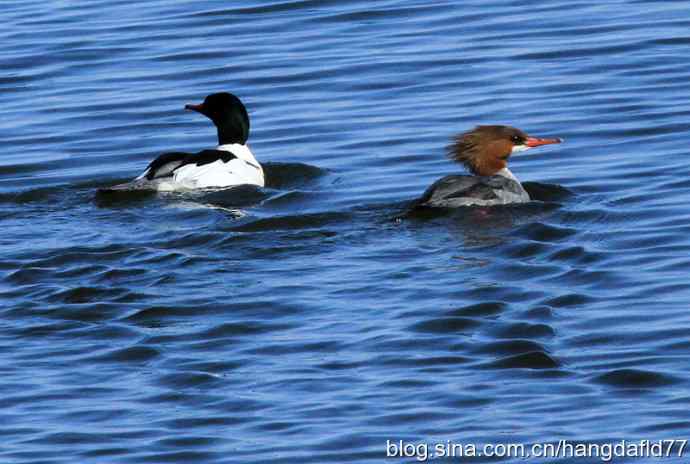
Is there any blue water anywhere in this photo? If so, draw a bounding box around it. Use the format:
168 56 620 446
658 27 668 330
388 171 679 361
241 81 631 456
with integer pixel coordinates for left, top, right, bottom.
3 1 690 463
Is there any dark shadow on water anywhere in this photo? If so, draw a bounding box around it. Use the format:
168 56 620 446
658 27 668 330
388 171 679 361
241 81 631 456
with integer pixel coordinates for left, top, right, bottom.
263 162 327 190
0 186 62 205
522 181 572 202
94 186 158 207
228 211 351 233
592 369 680 390
191 185 268 208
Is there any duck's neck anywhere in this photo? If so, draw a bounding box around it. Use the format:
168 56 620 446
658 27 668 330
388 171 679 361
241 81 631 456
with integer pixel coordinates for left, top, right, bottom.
215 116 249 146
217 128 246 146
495 167 519 183
495 167 530 200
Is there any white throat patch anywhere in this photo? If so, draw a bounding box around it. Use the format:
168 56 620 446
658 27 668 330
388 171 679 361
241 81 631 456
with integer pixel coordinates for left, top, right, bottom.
511 144 529 154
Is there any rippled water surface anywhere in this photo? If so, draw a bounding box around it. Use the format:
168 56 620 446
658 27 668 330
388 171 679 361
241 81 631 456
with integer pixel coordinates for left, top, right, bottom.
4 1 690 463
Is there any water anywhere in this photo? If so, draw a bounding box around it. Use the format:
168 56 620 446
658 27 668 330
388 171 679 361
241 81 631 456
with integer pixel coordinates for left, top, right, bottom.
3 1 690 462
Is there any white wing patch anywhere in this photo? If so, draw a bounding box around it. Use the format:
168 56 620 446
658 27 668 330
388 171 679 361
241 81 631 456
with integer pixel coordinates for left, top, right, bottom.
172 158 264 189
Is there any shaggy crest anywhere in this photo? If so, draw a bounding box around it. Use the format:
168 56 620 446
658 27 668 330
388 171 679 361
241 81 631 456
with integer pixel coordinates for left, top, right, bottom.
446 125 527 176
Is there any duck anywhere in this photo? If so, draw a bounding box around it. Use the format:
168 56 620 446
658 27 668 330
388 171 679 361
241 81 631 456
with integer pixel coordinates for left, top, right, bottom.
117 92 264 191
413 125 562 208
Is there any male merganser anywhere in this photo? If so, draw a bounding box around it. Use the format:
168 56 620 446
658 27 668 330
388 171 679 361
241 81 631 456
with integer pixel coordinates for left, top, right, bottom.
126 92 264 191
414 125 562 208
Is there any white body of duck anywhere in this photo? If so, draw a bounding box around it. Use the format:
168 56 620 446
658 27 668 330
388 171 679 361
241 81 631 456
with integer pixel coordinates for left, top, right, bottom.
137 143 264 191
112 92 264 192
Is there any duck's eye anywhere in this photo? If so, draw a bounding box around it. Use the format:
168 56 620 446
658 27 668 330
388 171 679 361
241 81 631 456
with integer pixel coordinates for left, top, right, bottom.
511 135 523 143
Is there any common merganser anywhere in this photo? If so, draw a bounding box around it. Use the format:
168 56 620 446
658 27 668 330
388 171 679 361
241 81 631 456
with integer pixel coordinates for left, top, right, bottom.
119 92 264 191
414 125 562 208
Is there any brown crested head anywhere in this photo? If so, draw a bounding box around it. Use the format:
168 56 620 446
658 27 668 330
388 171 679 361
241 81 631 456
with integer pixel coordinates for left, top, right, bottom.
446 125 562 176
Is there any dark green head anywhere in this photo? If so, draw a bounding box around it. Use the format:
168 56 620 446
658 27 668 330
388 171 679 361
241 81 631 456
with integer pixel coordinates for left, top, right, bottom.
186 92 250 145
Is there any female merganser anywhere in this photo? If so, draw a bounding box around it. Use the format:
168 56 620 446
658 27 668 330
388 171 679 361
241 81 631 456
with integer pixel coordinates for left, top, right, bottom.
414 125 562 208
126 92 264 191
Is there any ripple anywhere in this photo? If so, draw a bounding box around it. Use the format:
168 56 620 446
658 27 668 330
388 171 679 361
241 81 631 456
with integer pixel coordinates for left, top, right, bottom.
87 346 161 364
445 301 508 317
229 211 350 232
409 317 481 334
472 340 550 356
593 369 679 389
513 222 578 242
489 322 556 339
158 372 224 390
486 351 561 370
